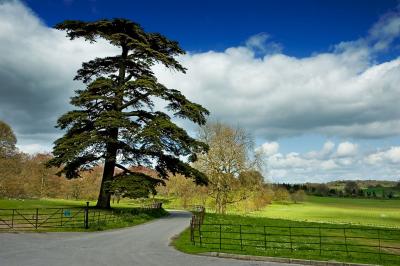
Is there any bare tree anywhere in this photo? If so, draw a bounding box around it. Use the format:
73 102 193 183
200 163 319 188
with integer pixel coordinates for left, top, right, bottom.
194 122 263 213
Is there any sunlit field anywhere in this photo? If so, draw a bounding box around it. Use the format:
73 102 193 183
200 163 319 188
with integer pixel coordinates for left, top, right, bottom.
247 196 400 228
0 198 144 209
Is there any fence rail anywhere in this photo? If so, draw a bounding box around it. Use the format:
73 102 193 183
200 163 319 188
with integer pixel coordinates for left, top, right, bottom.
0 202 162 231
190 212 400 264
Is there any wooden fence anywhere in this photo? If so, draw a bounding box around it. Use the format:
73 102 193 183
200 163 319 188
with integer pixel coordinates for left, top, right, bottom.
0 202 163 231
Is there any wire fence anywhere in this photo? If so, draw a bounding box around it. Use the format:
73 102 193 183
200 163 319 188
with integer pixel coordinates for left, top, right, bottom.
0 202 163 231
189 211 400 264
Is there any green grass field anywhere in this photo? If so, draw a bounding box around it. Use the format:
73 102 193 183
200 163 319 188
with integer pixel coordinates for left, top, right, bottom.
0 198 151 209
246 196 400 228
174 213 400 266
0 198 167 231
174 196 400 265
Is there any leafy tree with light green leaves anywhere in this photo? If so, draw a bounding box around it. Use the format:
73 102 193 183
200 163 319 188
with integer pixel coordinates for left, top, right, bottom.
47 19 209 208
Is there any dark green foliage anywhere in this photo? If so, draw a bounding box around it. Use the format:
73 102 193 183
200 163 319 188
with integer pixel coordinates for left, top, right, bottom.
106 172 160 199
344 181 359 196
47 19 209 207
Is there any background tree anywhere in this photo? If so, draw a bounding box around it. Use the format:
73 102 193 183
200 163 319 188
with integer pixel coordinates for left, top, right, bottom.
194 122 262 213
0 121 17 158
273 187 291 202
0 121 22 198
344 181 359 196
47 19 209 208
160 174 197 208
21 153 61 198
314 184 330 196
291 190 306 203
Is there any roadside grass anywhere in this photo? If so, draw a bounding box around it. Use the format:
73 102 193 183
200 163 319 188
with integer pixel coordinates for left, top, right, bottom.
73 208 169 232
244 196 400 228
0 198 168 232
173 213 400 266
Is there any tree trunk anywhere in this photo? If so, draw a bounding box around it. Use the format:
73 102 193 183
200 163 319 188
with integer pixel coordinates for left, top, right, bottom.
96 46 126 209
96 129 118 209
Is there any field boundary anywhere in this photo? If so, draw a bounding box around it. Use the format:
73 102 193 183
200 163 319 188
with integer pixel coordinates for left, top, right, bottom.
0 202 163 231
188 209 400 265
200 252 379 266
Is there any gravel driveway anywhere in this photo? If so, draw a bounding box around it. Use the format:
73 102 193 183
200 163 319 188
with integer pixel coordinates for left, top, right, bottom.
0 210 296 266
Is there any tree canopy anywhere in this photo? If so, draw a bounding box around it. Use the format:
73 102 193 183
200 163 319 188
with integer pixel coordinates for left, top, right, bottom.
47 19 209 208
194 122 264 213
0 120 17 158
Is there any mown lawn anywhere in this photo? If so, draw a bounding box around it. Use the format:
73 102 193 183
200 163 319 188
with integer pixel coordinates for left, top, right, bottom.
246 196 400 228
174 213 400 266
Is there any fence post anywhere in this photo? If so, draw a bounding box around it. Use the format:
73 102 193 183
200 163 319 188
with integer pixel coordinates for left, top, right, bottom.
240 225 243 251
264 225 267 250
11 209 15 229
378 229 381 262
344 228 348 256
60 208 63 226
190 216 194 244
319 226 322 255
35 208 39 229
219 224 222 250
84 202 89 229
199 221 202 247
289 226 293 252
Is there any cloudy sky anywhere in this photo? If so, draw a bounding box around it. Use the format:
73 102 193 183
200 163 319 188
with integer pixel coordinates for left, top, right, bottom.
1 0 400 183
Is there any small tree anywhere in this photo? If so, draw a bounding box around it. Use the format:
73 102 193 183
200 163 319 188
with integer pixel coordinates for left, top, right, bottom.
273 187 291 202
291 190 306 203
194 123 262 213
47 19 209 208
163 174 197 208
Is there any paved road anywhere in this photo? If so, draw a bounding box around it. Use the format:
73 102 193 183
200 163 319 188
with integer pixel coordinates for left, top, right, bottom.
0 211 296 266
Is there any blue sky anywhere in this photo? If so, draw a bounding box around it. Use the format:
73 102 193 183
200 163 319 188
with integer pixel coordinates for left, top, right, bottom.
1 0 400 183
25 0 398 57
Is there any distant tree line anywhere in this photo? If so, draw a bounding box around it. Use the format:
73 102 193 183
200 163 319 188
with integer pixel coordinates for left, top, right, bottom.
0 121 102 200
273 180 399 199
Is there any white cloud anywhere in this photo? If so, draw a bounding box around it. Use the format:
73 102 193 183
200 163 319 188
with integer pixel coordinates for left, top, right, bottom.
369 7 400 51
261 141 400 183
386 146 400 163
336 142 358 157
0 0 117 153
320 159 338 170
245 32 282 55
257 141 279 156
16 143 47 154
305 141 335 159
155 8 400 140
366 146 400 165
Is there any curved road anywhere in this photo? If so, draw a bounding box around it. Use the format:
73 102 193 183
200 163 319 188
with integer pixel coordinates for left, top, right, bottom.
0 211 296 266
